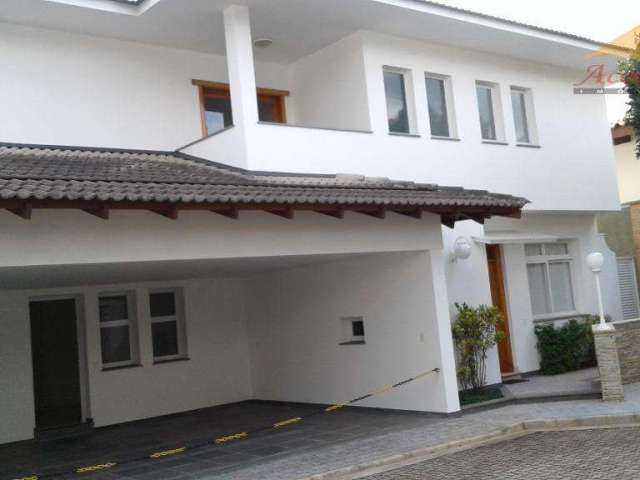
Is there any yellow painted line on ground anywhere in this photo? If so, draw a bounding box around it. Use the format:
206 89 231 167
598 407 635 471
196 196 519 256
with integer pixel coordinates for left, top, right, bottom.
76 462 117 474
215 432 248 444
14 476 38 480
150 447 186 459
274 417 302 428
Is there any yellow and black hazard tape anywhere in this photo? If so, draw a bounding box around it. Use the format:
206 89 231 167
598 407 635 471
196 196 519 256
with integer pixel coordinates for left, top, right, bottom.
12 367 439 480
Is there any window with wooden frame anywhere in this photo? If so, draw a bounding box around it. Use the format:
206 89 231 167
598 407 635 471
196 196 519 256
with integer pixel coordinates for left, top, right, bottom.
192 79 289 137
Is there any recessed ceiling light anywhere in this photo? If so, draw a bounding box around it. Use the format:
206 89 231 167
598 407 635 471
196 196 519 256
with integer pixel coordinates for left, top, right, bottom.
254 38 273 48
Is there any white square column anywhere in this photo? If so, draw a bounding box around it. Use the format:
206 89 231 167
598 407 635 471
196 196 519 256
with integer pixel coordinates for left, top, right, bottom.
223 5 259 160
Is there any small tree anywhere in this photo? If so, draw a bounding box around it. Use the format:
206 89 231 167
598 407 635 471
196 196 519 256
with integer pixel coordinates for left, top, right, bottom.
452 303 504 391
619 33 640 158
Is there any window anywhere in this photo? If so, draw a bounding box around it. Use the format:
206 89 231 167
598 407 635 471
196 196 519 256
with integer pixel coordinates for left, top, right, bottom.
510 87 538 145
340 316 366 345
476 81 504 142
192 80 288 136
99 293 138 368
525 243 576 317
149 289 187 362
425 74 456 138
383 68 413 134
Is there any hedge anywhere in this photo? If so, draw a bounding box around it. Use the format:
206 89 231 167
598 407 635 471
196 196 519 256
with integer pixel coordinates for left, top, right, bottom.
534 318 597 375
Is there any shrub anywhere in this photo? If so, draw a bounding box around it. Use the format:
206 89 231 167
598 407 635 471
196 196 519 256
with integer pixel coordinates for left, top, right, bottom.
452 303 504 391
534 317 598 375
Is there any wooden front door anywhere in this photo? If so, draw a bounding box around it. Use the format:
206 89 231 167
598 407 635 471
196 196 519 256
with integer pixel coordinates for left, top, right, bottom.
486 245 515 374
29 299 83 430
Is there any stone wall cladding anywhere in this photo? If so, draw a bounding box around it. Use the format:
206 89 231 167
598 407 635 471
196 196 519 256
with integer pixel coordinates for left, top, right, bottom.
593 326 624 401
614 320 640 384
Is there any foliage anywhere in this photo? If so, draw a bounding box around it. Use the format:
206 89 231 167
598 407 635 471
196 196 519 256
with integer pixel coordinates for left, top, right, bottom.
534 318 599 375
452 303 504 391
619 33 640 158
458 386 503 406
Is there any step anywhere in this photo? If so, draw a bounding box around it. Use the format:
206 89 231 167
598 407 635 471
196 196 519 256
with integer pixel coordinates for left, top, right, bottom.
35 419 94 442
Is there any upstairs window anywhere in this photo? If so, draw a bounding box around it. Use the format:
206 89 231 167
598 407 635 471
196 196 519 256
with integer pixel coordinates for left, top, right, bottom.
476 81 505 142
525 243 576 318
150 289 187 362
383 68 414 134
425 73 457 138
511 87 538 145
192 80 288 136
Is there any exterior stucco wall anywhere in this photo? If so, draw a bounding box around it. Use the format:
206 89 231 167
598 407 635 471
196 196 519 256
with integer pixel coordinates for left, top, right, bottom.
0 277 253 445
246 251 458 413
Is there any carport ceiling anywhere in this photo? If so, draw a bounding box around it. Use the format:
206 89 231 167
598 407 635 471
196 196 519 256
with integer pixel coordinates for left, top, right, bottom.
0 252 394 289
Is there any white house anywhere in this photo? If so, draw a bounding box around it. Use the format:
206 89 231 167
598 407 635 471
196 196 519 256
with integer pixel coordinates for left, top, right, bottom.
0 0 622 445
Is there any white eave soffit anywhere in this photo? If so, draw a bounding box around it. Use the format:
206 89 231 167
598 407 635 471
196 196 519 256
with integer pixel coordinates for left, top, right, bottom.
473 232 560 245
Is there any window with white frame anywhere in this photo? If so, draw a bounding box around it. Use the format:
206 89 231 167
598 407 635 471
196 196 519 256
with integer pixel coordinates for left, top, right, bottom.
425 73 457 138
383 67 414 134
476 81 505 142
99 292 138 368
525 243 576 317
149 289 187 362
510 87 538 145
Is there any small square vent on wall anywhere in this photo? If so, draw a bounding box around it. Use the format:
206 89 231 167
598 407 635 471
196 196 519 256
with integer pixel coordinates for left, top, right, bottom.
339 316 365 345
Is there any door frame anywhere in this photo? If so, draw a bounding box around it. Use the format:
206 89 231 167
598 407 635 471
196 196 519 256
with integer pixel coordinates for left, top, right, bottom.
28 294 91 425
485 245 516 375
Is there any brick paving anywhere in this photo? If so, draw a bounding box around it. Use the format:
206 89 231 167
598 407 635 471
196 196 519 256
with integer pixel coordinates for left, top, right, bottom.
364 427 640 480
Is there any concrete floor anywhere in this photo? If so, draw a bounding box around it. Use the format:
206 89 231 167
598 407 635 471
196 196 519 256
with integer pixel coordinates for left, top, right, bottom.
0 401 441 480
362 427 640 479
504 368 600 399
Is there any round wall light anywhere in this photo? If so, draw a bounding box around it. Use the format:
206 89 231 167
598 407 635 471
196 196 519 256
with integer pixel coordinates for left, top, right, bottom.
450 236 472 263
253 38 273 48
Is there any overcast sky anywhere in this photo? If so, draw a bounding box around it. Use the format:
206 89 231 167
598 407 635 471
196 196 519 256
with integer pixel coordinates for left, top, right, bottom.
438 0 639 123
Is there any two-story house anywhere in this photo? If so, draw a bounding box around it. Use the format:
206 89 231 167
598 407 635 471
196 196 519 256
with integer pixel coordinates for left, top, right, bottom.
0 0 622 445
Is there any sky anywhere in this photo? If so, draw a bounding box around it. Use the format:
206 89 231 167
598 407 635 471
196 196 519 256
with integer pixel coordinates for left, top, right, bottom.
437 0 640 123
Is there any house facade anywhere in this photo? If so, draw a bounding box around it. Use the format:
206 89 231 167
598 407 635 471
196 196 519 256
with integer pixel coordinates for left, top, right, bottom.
0 0 622 445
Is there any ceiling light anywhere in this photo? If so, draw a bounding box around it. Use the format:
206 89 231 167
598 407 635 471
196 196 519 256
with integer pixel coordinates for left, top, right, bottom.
254 38 273 48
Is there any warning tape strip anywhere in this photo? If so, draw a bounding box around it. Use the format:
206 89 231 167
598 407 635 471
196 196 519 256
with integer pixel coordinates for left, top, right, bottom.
12 367 439 480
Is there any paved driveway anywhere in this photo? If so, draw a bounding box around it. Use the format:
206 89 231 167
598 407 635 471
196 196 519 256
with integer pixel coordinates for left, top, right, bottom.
363 427 640 480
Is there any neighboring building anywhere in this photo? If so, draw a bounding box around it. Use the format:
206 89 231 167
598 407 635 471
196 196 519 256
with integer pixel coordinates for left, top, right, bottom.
0 0 623 445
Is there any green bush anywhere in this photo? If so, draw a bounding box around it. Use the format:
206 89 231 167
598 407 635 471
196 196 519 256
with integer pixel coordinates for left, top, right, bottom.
534 318 598 375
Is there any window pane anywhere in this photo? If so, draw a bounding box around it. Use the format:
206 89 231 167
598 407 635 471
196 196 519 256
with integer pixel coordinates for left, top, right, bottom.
527 263 551 315
99 296 128 322
101 326 131 364
384 71 410 133
150 292 176 318
511 90 530 143
152 321 179 358
549 262 575 312
352 320 365 337
425 77 450 137
204 94 233 134
476 85 497 140
544 243 569 256
525 244 543 256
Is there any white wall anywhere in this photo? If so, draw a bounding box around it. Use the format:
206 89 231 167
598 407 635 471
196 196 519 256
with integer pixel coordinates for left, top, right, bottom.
443 221 502 386
286 33 371 131
0 23 288 150
485 213 623 372
0 277 252 444
246 251 458 413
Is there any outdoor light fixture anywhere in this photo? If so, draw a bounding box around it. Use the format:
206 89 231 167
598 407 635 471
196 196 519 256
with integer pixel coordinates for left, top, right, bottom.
450 236 472 263
253 38 273 48
586 252 609 329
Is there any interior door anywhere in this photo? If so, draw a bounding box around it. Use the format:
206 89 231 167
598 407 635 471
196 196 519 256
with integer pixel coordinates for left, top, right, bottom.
29 299 82 430
486 245 515 374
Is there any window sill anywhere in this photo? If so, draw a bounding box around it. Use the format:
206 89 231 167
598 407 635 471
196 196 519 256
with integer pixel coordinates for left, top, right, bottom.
533 312 586 324
431 135 461 142
102 363 143 372
258 121 373 134
339 340 366 346
516 143 541 149
153 357 191 365
481 140 509 146
388 132 421 138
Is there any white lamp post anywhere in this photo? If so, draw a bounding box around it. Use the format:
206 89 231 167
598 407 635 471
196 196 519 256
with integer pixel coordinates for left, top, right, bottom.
586 252 609 329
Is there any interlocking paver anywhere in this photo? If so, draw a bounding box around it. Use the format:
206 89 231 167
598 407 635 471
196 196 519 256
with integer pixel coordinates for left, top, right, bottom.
364 427 640 480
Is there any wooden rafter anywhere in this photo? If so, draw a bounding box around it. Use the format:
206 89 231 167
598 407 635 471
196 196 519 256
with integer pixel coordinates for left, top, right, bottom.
314 208 345 219
7 202 32 220
83 204 109 220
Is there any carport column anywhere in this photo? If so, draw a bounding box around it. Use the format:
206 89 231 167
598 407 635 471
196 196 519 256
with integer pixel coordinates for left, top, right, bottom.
223 5 259 161
593 324 624 401
429 249 461 412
